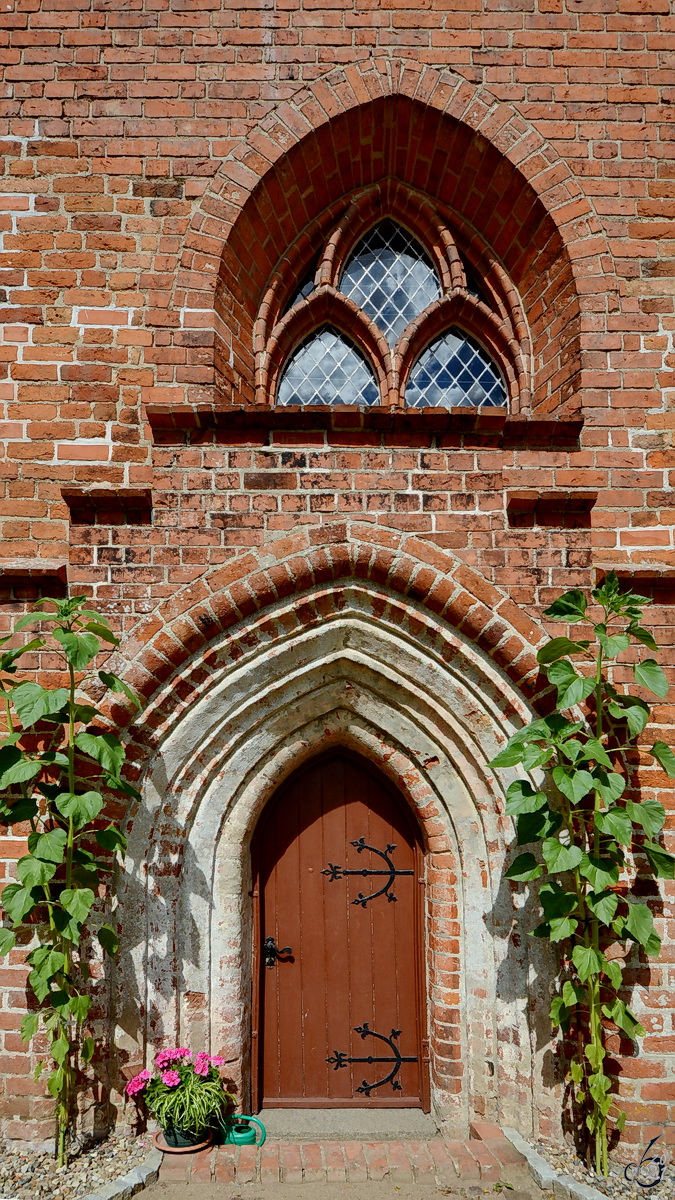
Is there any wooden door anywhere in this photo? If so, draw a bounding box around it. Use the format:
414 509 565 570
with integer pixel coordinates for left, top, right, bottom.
252 752 428 1109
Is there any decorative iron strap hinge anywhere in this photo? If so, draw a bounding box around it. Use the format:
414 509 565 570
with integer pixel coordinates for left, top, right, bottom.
326 1023 418 1096
321 837 413 907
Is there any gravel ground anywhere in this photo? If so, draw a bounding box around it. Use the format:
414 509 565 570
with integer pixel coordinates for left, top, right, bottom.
536 1140 675 1199
143 1183 544 1200
0 1133 151 1199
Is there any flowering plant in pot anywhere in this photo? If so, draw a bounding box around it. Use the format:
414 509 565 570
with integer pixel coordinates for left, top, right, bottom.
126 1048 232 1149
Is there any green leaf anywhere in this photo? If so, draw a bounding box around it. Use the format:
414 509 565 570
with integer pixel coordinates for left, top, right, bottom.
602 998 645 1040
52 629 100 670
55 791 103 829
596 631 630 659
629 624 658 652
69 994 91 1022
521 744 553 771
60 888 95 927
579 738 613 768
13 612 45 631
29 948 65 1002
75 731 125 778
47 1067 64 1098
488 743 526 768
633 659 669 699
1 882 37 923
543 589 587 622
83 622 118 645
540 882 577 919
625 799 665 837
573 944 605 982
625 705 650 737
11 683 69 729
563 980 585 1009
537 637 590 665
17 855 56 888
547 660 596 710
0 795 39 824
592 771 626 805
516 807 562 845
81 1036 95 1063
51 1036 69 1067
552 766 595 806
95 825 127 852
98 671 141 710
624 902 657 948
505 779 548 816
549 916 577 941
0 748 42 789
0 928 16 956
607 700 650 737
20 1012 39 1043
549 996 568 1026
570 1058 584 1084
579 854 620 890
31 828 67 864
587 889 618 925
505 852 543 882
34 1060 46 1083
97 924 119 955
585 1041 605 1069
595 806 633 846
642 840 675 879
603 959 623 989
542 838 583 873
651 741 675 778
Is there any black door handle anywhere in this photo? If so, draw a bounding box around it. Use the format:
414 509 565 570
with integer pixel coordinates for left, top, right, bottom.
264 936 293 968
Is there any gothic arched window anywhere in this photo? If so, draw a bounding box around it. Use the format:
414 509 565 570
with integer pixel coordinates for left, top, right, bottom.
258 187 526 411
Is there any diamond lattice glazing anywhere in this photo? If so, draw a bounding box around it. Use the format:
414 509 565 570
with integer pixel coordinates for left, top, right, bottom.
284 268 316 315
277 326 379 406
405 327 507 408
340 220 441 347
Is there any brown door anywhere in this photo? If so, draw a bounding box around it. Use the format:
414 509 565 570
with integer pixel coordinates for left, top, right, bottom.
252 751 428 1109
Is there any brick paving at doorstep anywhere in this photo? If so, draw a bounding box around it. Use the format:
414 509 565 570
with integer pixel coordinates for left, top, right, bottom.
153 1133 527 1187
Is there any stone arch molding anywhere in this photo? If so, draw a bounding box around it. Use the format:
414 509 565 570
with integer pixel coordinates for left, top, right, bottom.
162 54 618 415
115 576 556 1139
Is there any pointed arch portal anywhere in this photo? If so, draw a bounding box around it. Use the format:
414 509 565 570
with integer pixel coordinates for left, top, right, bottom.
115 577 556 1138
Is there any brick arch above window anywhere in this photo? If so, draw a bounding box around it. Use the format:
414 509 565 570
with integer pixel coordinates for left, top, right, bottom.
257 186 526 412
159 58 618 419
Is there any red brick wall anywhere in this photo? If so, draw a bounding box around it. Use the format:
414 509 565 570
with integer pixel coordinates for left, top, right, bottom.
1 0 674 1150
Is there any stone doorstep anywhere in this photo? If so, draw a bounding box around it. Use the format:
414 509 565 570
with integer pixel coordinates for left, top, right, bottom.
157 1133 525 1186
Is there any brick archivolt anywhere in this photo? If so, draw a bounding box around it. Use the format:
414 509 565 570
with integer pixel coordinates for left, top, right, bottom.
163 55 616 416
114 563 556 1138
110 527 546 739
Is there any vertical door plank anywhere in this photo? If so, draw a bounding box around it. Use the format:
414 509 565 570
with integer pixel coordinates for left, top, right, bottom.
255 752 426 1107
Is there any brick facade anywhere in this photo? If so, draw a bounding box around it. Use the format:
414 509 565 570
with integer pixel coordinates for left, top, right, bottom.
1 0 674 1156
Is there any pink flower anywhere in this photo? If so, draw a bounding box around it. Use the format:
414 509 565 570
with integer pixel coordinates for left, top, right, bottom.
155 1047 192 1069
210 1056 226 1067
126 1069 151 1097
194 1052 210 1077
161 1070 181 1088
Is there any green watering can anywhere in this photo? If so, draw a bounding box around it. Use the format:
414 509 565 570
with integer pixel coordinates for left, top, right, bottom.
220 1114 267 1146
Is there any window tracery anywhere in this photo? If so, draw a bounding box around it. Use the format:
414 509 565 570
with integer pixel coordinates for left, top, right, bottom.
256 186 528 412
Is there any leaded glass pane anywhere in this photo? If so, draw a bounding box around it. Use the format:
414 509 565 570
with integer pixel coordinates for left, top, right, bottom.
340 219 441 347
277 326 379 407
283 266 316 315
405 328 507 409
